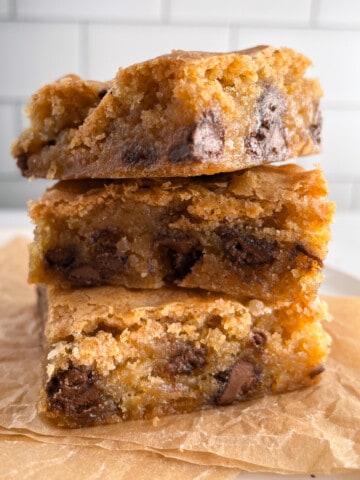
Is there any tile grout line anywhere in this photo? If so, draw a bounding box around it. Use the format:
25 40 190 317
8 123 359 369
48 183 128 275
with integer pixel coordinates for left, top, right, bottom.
0 16 360 31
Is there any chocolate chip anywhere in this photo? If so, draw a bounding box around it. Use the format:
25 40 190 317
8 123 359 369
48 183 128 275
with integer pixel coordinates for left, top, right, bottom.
156 233 203 281
16 154 30 177
169 109 225 163
90 229 120 256
245 85 288 163
46 364 119 426
67 264 102 286
123 144 158 166
95 252 127 273
309 109 322 147
45 247 75 269
45 139 56 147
309 364 325 379
156 341 207 377
98 89 107 99
251 331 267 349
294 244 323 267
221 230 277 266
216 359 258 405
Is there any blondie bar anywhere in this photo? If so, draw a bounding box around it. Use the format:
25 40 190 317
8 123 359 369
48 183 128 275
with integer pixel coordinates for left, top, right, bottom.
39 285 330 427
29 164 334 303
14 46 322 179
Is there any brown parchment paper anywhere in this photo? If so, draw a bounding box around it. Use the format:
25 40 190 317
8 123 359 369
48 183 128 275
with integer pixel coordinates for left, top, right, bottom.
0 434 238 480
1 237 359 475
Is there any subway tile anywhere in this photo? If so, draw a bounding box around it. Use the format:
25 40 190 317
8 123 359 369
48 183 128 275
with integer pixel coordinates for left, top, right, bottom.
0 23 80 97
0 104 18 175
317 0 360 27
169 0 311 26
88 24 230 80
351 183 360 209
0 179 53 208
233 28 360 104
320 109 360 177
0 0 9 17
295 109 360 177
16 0 162 21
19 103 29 130
326 182 352 210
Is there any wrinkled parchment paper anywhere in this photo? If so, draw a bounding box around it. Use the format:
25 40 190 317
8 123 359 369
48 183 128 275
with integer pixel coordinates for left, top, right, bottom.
1 238 359 475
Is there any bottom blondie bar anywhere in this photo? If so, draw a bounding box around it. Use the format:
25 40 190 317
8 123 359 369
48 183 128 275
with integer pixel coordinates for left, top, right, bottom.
39 286 330 428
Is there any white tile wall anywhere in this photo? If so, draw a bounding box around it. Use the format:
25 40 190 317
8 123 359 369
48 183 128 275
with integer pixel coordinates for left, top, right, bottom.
16 0 162 22
234 27 360 105
0 0 9 18
0 0 359 211
320 109 360 177
0 22 80 98
317 0 360 27
0 179 53 208
324 182 353 211
352 183 360 209
0 104 17 174
88 25 230 79
169 0 312 26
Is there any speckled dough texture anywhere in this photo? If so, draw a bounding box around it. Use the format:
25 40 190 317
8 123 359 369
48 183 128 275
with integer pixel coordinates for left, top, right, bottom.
28 164 335 303
40 284 330 428
13 46 322 179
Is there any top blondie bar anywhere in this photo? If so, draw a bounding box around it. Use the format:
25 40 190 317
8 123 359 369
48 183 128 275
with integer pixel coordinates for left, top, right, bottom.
13 46 322 180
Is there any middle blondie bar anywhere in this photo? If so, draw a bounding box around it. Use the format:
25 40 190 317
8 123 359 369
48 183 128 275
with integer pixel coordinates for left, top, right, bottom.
29 164 334 303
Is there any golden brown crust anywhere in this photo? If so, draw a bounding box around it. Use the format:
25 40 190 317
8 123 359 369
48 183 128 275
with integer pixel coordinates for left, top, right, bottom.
40 285 330 427
13 46 322 179
28 164 335 302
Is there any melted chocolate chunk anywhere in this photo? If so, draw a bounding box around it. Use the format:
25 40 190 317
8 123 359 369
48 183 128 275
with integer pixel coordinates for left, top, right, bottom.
123 144 158 166
46 364 119 425
221 230 277 266
16 154 30 177
157 341 207 377
309 364 325 379
245 85 288 163
45 247 75 269
169 109 225 163
156 233 203 281
294 244 323 266
66 255 127 286
67 264 102 286
95 252 127 273
98 89 107 99
251 331 267 349
90 229 119 253
216 359 258 405
47 230 128 287
309 108 322 146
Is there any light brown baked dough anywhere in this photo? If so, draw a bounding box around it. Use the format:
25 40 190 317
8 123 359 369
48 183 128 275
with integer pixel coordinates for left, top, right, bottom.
39 285 330 427
13 46 322 179
29 164 335 303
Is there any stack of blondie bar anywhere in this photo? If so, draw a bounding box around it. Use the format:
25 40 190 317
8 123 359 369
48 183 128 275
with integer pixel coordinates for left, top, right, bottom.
12 46 335 427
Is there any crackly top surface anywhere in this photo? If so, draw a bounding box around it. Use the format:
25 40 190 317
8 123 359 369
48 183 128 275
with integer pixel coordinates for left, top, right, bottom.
13 46 322 179
30 163 334 258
